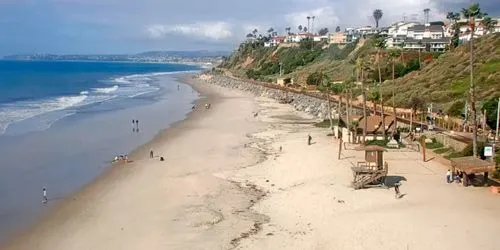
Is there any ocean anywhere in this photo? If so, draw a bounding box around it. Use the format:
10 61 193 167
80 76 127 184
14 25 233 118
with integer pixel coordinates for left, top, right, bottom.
0 60 201 242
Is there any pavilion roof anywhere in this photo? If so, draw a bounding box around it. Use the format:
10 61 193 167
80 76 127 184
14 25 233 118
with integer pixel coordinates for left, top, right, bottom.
450 156 496 174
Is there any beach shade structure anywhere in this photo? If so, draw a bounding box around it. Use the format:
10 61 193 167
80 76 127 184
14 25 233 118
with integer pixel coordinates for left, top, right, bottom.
351 145 388 189
450 156 495 187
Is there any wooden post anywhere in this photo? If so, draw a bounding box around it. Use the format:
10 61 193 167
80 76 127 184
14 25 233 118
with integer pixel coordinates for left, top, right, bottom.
421 140 426 162
338 138 343 160
484 172 489 186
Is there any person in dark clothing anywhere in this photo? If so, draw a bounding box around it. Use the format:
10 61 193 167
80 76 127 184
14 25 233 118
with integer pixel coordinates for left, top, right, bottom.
394 182 401 199
150 149 154 158
308 134 312 145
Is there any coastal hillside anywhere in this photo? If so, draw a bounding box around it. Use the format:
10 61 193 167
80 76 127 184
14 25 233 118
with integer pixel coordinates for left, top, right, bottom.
221 34 500 116
220 39 368 84
382 33 500 114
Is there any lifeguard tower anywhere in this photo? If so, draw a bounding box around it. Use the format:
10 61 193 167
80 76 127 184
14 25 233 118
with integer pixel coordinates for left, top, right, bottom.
351 145 389 189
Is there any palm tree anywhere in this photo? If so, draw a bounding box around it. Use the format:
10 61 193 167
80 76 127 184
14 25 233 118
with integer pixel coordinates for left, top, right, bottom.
312 16 316 34
462 3 487 157
388 48 402 130
417 40 423 69
303 27 308 33
423 8 431 23
307 16 311 32
374 38 387 140
267 28 274 38
373 9 383 28
298 25 303 32
481 17 498 34
252 29 258 38
335 26 341 32
356 58 368 143
317 73 334 131
286 27 291 35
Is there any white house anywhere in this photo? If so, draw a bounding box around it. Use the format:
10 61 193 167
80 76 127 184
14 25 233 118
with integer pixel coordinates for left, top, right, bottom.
387 21 419 37
285 33 311 43
356 26 377 35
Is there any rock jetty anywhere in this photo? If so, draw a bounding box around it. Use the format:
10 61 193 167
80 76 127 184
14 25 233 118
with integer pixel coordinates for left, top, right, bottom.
198 75 337 120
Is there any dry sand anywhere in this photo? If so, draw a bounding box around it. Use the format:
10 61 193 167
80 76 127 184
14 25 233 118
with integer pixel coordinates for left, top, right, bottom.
4 76 500 250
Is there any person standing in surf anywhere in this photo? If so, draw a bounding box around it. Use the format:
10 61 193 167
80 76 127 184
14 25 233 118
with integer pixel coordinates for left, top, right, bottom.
42 187 48 204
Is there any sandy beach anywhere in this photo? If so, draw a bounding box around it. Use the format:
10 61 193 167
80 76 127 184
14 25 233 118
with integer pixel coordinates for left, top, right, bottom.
4 75 500 250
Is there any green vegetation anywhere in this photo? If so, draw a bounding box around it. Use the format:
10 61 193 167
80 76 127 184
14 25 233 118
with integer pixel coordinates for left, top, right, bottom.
381 33 500 114
433 147 452 154
364 139 406 148
425 138 444 149
314 119 338 128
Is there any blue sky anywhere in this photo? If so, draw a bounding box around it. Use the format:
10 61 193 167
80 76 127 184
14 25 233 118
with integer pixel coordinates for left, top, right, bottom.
0 0 498 55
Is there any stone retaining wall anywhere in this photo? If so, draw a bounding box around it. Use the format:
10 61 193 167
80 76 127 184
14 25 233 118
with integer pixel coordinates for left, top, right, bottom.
199 75 337 120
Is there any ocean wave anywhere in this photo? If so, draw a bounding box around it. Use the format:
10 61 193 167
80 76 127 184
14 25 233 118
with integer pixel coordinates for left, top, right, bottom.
80 91 89 95
0 94 88 134
92 85 119 94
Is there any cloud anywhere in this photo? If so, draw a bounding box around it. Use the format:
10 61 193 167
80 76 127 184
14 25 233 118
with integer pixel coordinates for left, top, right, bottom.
146 22 232 40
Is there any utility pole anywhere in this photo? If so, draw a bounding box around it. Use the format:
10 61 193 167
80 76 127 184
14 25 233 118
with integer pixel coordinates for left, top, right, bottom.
496 97 500 143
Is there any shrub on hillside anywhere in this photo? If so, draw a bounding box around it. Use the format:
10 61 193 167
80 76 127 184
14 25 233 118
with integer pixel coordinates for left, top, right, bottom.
307 72 323 85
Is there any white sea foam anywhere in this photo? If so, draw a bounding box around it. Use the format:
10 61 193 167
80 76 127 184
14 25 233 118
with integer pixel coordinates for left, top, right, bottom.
0 68 200 135
92 85 119 94
0 94 88 134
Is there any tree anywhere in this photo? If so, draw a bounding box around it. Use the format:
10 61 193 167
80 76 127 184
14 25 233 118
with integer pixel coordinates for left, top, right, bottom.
481 17 498 34
307 16 311 31
335 26 341 32
447 12 461 48
408 95 425 132
317 73 334 131
387 48 402 130
246 33 254 38
374 37 387 140
462 3 487 158
423 8 431 23
286 27 291 35
318 28 329 36
298 25 303 32
373 9 383 28
357 58 368 143
252 29 258 38
303 27 308 33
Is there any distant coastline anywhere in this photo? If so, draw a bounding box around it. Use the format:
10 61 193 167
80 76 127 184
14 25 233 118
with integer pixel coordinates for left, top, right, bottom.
0 58 216 69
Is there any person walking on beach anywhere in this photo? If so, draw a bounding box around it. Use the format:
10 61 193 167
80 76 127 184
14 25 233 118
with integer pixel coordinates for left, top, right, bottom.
42 187 48 204
150 149 154 158
446 169 452 183
394 182 401 199
308 134 312 145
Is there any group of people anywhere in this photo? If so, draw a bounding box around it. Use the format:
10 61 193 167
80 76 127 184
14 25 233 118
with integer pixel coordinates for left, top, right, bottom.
446 169 466 184
113 155 129 163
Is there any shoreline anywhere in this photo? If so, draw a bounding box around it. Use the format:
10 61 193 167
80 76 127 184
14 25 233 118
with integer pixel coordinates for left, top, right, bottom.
1 74 213 247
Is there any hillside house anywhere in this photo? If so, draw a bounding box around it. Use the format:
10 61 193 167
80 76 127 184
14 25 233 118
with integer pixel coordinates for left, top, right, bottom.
285 33 312 43
264 36 286 47
329 32 348 45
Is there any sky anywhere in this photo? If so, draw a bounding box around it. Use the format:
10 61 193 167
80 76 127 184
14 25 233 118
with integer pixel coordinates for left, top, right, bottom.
0 0 498 55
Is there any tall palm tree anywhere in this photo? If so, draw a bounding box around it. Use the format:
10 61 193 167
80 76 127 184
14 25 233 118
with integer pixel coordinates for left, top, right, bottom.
357 58 368 143
423 8 431 23
307 16 311 32
374 38 387 140
312 16 316 34
388 48 402 130
318 73 334 131
462 3 486 157
373 9 383 28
